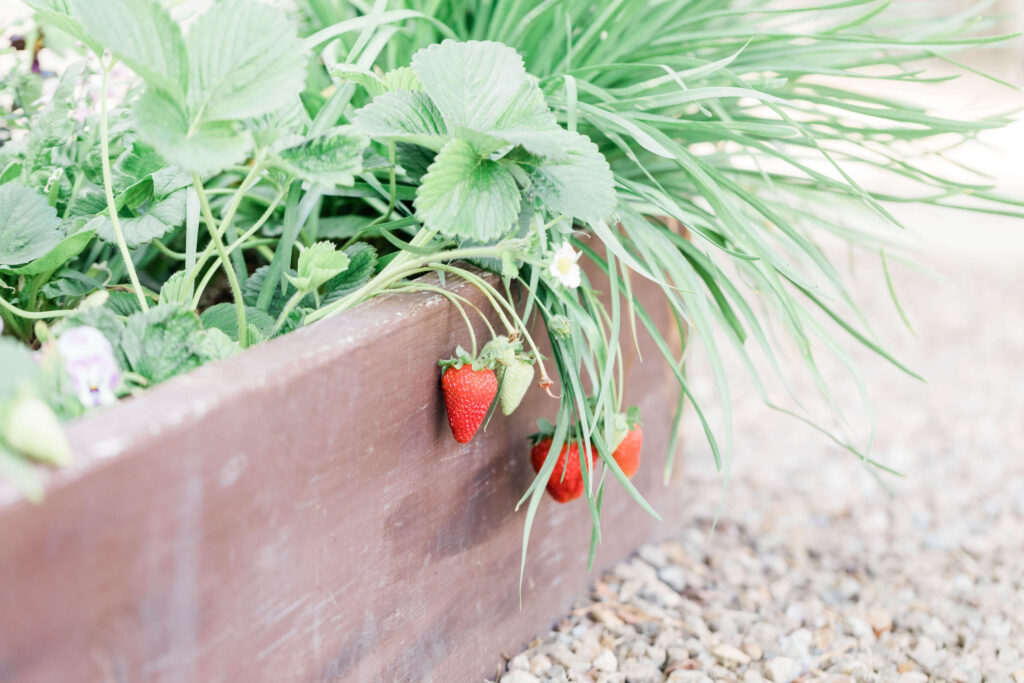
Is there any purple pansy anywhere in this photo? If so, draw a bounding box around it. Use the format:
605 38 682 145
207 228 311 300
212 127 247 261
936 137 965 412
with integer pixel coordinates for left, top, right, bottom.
57 326 120 408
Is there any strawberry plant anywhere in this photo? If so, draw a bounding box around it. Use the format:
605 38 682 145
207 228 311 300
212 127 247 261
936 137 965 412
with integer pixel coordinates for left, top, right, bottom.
0 0 1019 591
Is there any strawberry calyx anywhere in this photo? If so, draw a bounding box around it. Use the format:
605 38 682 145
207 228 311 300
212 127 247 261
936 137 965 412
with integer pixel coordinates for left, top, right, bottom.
609 405 642 452
438 345 496 372
480 335 533 368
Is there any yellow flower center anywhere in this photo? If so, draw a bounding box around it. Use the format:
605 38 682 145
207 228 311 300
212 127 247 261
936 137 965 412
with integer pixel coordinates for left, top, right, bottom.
556 255 575 275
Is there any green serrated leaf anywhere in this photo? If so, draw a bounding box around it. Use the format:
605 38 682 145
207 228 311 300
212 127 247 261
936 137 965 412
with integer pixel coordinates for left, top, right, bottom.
201 303 275 340
0 183 63 269
21 0 100 54
66 190 108 218
189 328 240 363
186 0 306 122
134 88 250 175
121 304 203 384
40 270 107 301
323 243 377 304
412 40 526 131
111 142 165 193
7 226 95 275
414 138 519 241
352 90 448 150
158 270 190 306
69 0 187 97
487 78 566 160
88 189 185 248
381 66 421 92
332 65 385 98
287 241 349 293
104 290 142 316
275 126 368 187
242 265 312 318
527 129 615 222
395 143 435 182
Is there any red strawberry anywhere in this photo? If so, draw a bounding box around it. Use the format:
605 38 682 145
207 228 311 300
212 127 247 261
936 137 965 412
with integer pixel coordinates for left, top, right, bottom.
439 347 498 443
530 436 593 503
610 427 643 478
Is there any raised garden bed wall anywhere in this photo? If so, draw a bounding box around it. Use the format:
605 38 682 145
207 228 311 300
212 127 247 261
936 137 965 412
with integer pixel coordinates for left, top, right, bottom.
0 265 687 682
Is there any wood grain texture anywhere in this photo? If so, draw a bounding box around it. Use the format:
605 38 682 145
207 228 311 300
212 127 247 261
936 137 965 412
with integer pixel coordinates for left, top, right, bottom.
0 267 685 683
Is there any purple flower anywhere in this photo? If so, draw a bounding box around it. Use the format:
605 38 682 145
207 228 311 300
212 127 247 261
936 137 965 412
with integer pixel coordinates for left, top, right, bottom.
57 326 120 408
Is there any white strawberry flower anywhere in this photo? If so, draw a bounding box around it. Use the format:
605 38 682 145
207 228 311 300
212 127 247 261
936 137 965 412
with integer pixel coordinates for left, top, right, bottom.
548 242 582 289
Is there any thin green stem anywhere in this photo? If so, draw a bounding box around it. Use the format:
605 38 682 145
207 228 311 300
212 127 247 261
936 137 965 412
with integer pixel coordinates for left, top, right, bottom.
185 161 267 297
191 172 248 347
304 239 524 323
99 59 148 312
0 295 75 320
190 190 285 309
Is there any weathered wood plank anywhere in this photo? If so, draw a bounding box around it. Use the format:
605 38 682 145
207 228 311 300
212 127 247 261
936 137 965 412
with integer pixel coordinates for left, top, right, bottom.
0 268 685 682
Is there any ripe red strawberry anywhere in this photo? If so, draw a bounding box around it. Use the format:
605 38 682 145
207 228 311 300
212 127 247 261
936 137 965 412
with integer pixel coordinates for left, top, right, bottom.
439 347 498 443
530 436 593 503
611 426 643 478
603 406 643 478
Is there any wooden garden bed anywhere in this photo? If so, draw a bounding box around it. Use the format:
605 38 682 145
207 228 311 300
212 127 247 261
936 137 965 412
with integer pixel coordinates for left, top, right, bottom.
0 267 685 682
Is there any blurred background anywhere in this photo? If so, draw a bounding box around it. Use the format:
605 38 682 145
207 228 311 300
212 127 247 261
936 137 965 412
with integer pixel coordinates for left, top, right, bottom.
1 1 1022 679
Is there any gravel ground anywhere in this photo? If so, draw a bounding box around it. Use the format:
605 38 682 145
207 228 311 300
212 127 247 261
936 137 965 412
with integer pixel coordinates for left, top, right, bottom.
492 242 1024 683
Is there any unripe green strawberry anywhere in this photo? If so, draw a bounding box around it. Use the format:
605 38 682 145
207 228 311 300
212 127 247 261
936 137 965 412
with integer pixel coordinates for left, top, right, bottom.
500 358 534 415
4 396 73 466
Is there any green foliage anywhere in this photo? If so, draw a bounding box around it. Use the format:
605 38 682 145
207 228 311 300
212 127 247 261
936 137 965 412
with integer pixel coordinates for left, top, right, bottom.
323 243 377 303
120 304 205 384
71 0 187 97
2 0 1021 582
0 184 63 268
414 138 520 241
353 40 616 240
185 0 305 122
287 241 350 293
275 127 369 187
133 89 251 176
88 189 185 248
201 303 275 340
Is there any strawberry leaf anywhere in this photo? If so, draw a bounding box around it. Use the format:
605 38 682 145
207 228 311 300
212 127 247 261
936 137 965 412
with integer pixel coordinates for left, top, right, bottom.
352 90 448 150
70 0 187 98
274 126 368 187
185 0 305 122
526 128 616 222
412 39 526 131
414 138 519 242
287 241 350 293
134 89 251 176
0 184 64 269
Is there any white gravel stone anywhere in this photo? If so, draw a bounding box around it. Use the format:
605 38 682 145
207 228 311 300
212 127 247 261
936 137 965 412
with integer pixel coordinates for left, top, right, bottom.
508 654 530 671
529 654 552 676
713 644 751 665
764 657 799 683
593 649 618 672
501 670 541 683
